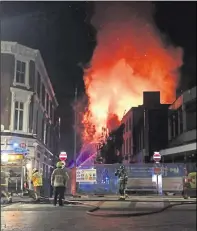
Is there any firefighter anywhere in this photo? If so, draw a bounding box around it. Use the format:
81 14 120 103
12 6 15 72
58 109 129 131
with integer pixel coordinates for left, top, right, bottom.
31 168 43 201
115 165 128 200
51 161 69 206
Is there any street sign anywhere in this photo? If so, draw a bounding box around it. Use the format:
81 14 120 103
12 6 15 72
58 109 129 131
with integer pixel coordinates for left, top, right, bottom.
153 152 161 163
59 151 67 161
14 147 25 153
20 143 26 148
14 147 29 155
76 169 97 183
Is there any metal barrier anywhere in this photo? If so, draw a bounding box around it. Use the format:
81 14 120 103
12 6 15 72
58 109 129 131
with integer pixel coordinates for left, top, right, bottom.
71 163 192 195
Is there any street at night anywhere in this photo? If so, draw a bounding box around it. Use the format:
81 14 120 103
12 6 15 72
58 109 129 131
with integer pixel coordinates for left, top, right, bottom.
1 2 196 231
2 203 196 231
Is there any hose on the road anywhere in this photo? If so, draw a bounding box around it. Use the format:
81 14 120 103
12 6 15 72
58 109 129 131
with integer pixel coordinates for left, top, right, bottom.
86 201 196 217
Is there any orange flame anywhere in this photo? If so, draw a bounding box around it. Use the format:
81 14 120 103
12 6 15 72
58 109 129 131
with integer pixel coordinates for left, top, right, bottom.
82 2 183 143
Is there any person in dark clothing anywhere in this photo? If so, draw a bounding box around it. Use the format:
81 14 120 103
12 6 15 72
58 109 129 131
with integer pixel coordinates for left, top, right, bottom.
51 161 69 206
53 186 65 206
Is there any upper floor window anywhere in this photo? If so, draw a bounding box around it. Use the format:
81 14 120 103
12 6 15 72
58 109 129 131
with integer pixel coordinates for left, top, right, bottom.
14 101 24 131
37 72 41 98
44 121 47 145
50 102 53 121
46 93 49 114
129 117 132 130
126 120 128 132
41 84 45 107
16 60 26 84
48 98 51 116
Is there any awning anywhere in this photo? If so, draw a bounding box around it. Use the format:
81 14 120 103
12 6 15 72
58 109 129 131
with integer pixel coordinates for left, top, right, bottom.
160 142 197 156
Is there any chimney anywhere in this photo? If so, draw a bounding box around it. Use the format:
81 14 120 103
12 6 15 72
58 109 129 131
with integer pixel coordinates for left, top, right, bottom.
143 91 160 108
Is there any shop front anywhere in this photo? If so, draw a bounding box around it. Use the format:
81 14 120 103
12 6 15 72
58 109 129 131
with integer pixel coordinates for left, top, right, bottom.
1 152 27 196
160 142 196 163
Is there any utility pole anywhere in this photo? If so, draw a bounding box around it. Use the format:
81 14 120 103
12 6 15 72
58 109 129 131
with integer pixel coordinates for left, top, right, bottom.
74 87 78 167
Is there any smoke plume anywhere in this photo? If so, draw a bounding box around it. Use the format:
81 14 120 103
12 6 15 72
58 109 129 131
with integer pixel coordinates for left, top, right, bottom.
82 2 183 143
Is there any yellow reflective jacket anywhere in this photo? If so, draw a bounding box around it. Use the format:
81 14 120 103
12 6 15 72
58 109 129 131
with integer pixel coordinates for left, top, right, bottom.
188 172 196 189
31 172 43 187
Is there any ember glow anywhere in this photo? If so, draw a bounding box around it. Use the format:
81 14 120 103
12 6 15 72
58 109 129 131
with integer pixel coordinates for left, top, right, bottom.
82 2 183 143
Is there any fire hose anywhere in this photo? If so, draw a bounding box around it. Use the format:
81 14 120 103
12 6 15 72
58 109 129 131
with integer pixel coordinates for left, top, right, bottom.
2 193 196 217
85 200 196 217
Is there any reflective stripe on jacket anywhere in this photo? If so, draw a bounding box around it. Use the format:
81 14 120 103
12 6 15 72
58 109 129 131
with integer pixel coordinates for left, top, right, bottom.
31 172 43 187
51 168 69 187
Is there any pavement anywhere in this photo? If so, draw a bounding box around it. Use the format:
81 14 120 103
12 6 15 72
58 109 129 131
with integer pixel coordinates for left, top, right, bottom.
1 203 196 231
2 194 196 206
2 194 196 213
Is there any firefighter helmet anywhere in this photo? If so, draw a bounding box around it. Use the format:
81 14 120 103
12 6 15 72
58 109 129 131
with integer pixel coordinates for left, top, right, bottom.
56 161 63 168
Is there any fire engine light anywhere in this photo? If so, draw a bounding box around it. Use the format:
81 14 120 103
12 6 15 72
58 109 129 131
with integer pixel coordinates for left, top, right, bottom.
1 153 9 162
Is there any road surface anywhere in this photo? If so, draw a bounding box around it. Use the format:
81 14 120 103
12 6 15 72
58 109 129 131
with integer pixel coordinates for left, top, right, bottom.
2 203 196 231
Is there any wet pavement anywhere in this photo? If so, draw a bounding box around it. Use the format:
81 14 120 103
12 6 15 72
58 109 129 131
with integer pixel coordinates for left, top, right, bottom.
1 203 196 231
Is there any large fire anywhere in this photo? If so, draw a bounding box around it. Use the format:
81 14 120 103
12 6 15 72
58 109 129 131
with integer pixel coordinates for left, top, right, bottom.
82 2 183 143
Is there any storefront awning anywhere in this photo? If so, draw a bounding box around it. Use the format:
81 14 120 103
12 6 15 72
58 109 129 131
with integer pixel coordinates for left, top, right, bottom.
160 142 197 156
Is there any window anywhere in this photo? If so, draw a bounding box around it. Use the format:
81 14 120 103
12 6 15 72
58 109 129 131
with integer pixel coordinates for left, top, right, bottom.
41 117 45 141
44 122 47 144
178 108 183 134
42 164 46 178
170 116 174 139
36 160 39 170
14 102 24 131
35 110 39 135
128 138 130 154
16 60 26 84
129 117 132 130
46 124 50 146
50 102 52 119
174 113 178 137
37 72 41 98
126 120 128 132
48 99 51 116
52 106 54 123
46 165 49 178
41 84 45 107
46 93 49 113
185 100 196 131
126 138 128 154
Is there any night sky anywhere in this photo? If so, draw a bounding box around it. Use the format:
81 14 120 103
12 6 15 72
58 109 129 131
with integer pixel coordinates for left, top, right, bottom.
1 2 196 160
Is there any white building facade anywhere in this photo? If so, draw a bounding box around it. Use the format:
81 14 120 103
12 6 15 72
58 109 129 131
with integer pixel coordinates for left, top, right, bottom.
1 41 60 195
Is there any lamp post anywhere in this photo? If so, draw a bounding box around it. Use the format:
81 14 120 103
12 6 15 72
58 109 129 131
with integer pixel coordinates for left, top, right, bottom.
71 87 78 196
74 87 77 167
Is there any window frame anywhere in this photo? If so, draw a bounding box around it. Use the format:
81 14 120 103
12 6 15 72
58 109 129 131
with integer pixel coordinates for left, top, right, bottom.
10 87 33 134
41 83 45 107
13 101 24 131
13 56 30 89
36 71 41 99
